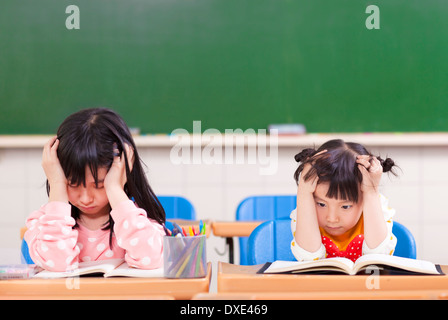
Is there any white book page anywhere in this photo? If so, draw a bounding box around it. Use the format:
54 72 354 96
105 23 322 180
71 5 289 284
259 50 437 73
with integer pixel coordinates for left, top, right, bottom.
265 257 354 273
105 262 164 278
354 254 440 274
34 259 124 278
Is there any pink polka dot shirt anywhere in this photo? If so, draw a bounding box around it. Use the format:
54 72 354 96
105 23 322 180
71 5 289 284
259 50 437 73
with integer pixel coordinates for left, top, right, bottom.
25 200 164 272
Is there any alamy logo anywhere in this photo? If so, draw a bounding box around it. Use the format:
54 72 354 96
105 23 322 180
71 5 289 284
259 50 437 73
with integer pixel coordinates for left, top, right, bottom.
65 5 80 30
169 121 279 176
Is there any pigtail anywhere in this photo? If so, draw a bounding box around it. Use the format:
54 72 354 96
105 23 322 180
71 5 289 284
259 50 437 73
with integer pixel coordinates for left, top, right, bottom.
293 148 318 183
377 156 398 175
294 148 317 163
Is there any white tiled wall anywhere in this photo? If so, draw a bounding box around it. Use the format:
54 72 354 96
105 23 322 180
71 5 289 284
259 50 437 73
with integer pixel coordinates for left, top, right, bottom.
1 143 447 268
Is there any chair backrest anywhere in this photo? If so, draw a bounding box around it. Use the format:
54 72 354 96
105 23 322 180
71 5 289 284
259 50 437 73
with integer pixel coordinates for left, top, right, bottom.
247 220 417 265
392 221 417 259
158 195 196 220
21 238 34 264
236 195 295 221
236 195 295 265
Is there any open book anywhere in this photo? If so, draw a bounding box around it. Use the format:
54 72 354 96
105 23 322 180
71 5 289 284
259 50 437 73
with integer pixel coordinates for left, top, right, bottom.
261 254 444 276
34 258 164 279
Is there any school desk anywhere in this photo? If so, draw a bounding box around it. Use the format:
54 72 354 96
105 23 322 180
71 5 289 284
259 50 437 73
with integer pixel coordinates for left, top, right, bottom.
1 294 176 300
211 221 262 263
211 221 262 238
0 263 211 300
192 290 448 300
217 262 448 298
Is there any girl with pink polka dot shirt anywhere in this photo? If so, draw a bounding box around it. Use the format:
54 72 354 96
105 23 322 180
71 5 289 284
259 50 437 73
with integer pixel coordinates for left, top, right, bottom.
25 108 166 272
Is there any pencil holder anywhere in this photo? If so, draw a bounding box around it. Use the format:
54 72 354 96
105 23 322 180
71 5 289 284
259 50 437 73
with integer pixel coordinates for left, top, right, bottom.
163 234 207 278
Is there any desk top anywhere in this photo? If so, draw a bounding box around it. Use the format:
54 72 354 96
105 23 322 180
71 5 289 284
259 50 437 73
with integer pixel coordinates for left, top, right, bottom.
193 290 448 300
0 263 211 300
218 262 448 293
212 221 263 237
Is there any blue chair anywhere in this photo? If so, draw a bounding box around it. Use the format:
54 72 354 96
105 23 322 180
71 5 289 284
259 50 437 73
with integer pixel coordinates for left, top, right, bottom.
21 238 34 264
247 219 417 265
158 195 196 220
21 195 196 264
392 221 417 259
236 195 295 265
158 195 196 232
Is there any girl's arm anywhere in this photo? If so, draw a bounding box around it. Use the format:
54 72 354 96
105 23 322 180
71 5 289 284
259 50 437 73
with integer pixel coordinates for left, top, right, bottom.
362 192 388 249
104 143 134 209
294 163 323 253
24 202 80 271
110 200 164 269
363 194 397 255
357 156 388 249
105 144 164 269
42 137 69 203
24 137 80 272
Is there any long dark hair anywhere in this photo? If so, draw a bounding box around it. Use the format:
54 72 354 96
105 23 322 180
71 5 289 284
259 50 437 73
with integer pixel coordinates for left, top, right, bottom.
46 108 165 244
293 139 397 203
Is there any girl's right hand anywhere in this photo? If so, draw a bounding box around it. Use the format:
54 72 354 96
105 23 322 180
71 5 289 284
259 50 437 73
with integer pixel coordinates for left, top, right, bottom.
298 162 319 194
298 150 327 194
295 150 327 253
42 136 67 185
42 137 68 202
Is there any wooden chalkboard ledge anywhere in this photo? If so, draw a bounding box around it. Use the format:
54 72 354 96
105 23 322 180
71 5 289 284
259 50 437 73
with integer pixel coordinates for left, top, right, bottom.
1 132 448 149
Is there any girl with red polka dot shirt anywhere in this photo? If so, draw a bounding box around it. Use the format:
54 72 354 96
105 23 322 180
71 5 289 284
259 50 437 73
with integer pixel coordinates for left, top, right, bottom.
290 139 398 263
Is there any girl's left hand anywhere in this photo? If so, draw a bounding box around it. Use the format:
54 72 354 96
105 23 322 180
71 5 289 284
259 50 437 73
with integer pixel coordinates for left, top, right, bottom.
356 155 382 194
104 143 135 191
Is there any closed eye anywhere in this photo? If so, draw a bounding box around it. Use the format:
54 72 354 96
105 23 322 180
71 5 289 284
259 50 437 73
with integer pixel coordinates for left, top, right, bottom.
316 202 326 208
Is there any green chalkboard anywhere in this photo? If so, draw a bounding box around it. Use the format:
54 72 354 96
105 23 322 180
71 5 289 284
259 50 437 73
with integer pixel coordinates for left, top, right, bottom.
1 0 447 134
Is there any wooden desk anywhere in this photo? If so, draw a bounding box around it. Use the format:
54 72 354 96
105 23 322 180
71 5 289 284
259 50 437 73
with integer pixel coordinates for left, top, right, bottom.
217 262 448 299
0 263 211 300
212 221 263 238
211 221 262 263
193 290 448 300
1 294 176 300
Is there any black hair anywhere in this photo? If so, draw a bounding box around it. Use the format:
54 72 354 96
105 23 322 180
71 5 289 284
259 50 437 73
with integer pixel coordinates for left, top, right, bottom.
46 108 165 245
293 139 397 203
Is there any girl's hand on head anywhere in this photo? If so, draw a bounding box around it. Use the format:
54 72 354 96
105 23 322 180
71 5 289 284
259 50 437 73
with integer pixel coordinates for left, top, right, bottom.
298 150 327 194
356 155 382 194
42 136 67 186
104 143 135 192
42 136 69 202
298 163 319 194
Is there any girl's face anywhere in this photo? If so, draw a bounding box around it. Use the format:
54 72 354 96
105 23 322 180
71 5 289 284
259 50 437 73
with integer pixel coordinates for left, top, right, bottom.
314 182 363 237
67 166 110 219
